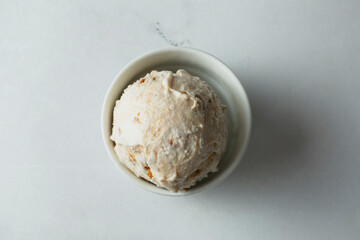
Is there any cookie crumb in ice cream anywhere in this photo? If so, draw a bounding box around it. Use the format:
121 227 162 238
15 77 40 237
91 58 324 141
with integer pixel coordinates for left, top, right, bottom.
147 169 153 179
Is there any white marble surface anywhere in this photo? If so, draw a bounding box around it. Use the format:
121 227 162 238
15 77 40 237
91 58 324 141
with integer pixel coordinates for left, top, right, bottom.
1 0 360 239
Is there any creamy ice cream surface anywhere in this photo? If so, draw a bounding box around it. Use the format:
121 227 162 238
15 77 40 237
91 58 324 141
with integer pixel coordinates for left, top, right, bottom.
110 69 227 192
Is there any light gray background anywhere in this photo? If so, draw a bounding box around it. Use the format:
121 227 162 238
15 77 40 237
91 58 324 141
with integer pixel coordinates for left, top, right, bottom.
1 0 359 239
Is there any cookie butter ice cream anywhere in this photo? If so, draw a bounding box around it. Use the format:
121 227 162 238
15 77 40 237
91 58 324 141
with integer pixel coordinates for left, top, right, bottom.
110 69 227 192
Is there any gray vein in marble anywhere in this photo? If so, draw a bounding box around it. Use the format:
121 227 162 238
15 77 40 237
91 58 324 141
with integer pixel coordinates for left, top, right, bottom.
153 22 190 47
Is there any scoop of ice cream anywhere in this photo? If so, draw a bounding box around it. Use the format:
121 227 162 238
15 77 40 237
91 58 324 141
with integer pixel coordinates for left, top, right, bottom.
110 69 227 192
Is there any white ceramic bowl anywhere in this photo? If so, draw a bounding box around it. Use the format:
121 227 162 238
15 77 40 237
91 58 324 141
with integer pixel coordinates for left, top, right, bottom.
102 47 251 196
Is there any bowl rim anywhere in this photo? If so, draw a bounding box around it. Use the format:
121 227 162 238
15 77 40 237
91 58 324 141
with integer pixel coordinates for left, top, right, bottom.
101 46 252 196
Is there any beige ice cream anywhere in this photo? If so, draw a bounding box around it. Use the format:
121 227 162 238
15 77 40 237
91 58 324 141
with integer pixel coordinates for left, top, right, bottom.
110 69 227 192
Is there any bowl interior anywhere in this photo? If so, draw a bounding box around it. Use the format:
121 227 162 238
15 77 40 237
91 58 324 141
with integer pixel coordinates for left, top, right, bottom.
102 48 251 196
